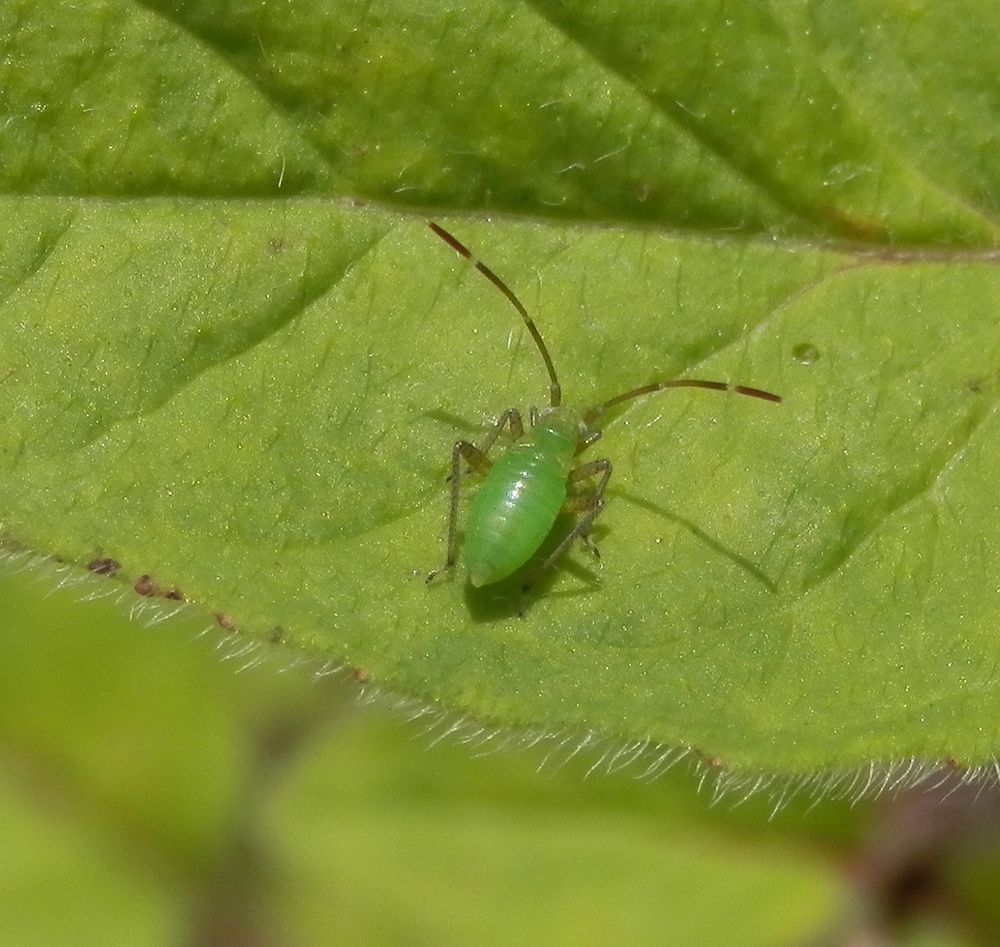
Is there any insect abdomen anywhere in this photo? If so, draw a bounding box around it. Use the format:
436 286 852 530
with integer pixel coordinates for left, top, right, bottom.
465 448 568 587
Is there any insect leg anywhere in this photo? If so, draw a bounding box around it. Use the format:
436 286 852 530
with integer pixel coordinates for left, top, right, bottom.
566 457 613 492
447 408 523 483
430 409 524 584
563 458 613 557
524 459 613 591
574 428 602 455
477 408 524 456
427 439 492 583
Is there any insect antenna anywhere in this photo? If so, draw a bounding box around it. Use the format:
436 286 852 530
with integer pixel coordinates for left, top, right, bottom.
429 222 562 407
583 378 781 427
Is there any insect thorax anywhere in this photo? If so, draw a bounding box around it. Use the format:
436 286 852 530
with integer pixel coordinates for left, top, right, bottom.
529 407 582 462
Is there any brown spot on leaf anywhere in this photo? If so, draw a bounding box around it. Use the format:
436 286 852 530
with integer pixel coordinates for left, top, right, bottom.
88 557 120 576
134 574 157 597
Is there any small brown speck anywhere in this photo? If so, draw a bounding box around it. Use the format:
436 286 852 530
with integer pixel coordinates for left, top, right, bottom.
165 588 185 601
88 557 120 576
215 613 235 630
134 574 157 597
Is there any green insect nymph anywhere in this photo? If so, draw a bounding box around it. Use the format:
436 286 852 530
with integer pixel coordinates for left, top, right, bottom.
426 222 781 592
463 408 581 587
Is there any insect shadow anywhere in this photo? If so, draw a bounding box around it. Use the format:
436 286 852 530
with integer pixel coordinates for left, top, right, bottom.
424 221 781 612
614 491 778 594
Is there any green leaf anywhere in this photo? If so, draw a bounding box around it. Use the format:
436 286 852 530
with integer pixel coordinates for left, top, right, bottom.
0 570 854 944
3 0 1000 778
268 711 845 947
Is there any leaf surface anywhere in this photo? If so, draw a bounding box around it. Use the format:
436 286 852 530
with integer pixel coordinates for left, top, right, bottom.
3 0 1000 775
